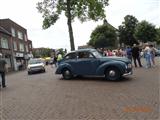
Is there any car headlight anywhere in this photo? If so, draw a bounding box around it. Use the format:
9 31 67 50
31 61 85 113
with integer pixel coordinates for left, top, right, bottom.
127 63 132 68
27 66 30 69
41 63 45 67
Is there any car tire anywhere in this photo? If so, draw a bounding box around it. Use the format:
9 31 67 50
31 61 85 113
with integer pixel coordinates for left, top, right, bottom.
105 67 121 81
28 72 31 75
62 69 73 80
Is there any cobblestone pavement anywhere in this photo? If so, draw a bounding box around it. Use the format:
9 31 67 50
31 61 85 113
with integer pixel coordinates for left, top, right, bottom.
0 58 160 120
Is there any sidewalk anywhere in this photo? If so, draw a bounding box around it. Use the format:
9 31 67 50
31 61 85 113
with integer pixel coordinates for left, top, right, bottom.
6 69 26 75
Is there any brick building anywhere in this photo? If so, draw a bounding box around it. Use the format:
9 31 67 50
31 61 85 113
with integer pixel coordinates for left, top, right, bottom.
0 26 13 71
0 18 33 71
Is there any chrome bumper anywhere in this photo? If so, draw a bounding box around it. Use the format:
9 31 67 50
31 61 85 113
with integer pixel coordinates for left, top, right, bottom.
123 71 132 76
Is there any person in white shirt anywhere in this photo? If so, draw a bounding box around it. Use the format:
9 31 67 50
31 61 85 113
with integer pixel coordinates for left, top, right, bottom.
149 44 157 67
144 43 151 68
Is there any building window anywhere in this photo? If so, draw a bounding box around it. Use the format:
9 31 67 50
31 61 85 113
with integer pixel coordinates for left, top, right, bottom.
19 43 24 52
25 45 29 52
11 28 16 37
1 37 9 49
18 31 23 40
29 44 32 49
24 34 28 41
13 41 17 50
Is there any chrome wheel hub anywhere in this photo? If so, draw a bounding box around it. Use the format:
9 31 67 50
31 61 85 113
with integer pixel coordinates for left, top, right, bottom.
109 70 116 77
65 70 70 76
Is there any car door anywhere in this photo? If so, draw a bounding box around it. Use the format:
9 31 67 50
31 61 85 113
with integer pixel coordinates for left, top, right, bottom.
75 51 99 75
63 52 77 71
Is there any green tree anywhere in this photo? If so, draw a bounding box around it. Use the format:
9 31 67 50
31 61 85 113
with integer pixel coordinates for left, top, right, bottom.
37 0 109 51
135 20 157 43
42 48 52 57
33 48 53 58
156 27 160 44
118 15 138 46
32 50 38 58
88 23 117 48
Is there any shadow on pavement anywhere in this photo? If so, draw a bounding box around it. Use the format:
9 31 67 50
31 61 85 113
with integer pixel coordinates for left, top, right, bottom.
59 76 132 82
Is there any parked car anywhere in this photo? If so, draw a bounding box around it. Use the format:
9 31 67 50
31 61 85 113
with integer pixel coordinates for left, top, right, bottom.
155 50 160 56
55 49 132 80
27 58 46 74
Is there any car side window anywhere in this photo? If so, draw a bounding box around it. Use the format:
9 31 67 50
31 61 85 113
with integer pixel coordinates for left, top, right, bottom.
78 52 94 59
89 53 94 58
64 53 76 60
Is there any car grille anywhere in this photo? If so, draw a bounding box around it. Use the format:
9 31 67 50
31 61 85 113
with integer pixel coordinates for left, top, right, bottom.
30 66 43 69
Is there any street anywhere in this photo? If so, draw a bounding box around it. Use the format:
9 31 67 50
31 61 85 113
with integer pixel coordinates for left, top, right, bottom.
1 58 160 120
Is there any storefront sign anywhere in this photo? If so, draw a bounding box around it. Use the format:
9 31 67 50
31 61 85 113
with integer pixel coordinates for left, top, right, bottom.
15 52 24 57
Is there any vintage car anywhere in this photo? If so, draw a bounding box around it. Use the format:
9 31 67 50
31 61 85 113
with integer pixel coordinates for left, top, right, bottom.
55 49 132 80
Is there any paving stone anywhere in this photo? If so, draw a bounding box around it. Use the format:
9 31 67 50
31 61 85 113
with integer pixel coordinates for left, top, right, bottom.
1 58 160 120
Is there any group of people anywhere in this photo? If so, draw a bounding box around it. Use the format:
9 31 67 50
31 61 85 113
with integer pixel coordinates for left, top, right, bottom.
143 43 157 68
99 43 158 68
52 44 158 69
52 53 63 67
126 43 157 68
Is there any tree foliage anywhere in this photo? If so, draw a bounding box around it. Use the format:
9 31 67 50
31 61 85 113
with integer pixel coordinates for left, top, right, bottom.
88 24 117 48
33 48 53 58
156 27 160 44
118 15 138 46
37 0 109 51
134 20 157 43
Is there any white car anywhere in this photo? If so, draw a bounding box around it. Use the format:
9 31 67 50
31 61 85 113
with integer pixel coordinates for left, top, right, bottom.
27 58 46 74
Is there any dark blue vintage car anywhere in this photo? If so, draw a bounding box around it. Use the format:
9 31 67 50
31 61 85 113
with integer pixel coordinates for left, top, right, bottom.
55 49 132 80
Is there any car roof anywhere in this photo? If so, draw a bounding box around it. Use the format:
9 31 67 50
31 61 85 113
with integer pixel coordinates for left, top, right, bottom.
68 48 96 53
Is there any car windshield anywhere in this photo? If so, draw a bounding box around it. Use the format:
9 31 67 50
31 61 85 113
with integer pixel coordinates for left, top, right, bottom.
92 51 103 58
28 59 43 64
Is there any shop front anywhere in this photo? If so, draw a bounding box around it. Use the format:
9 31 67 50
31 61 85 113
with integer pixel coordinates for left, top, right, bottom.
0 49 14 72
14 52 27 71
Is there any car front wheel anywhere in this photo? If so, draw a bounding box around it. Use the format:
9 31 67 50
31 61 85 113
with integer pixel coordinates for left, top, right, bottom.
43 69 46 73
28 71 31 75
105 67 121 81
62 69 73 80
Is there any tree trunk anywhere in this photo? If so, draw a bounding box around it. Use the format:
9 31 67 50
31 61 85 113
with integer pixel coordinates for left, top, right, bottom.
66 0 75 51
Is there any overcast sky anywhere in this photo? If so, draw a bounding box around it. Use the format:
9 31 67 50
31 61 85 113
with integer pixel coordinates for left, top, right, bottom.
0 0 159 51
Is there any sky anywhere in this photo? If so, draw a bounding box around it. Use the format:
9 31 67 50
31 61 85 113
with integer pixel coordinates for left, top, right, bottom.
0 0 159 51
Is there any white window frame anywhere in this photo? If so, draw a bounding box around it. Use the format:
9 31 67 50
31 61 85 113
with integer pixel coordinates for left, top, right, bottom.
29 44 32 49
1 37 9 49
19 43 24 52
13 41 17 50
11 28 16 37
17 31 23 40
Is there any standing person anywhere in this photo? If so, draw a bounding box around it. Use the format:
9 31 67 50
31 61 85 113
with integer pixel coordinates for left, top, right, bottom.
107 49 113 56
131 44 142 67
57 53 63 66
104 49 108 56
54 55 58 67
149 44 156 67
116 48 122 57
125 46 132 61
0 53 7 88
121 48 126 57
144 43 151 68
